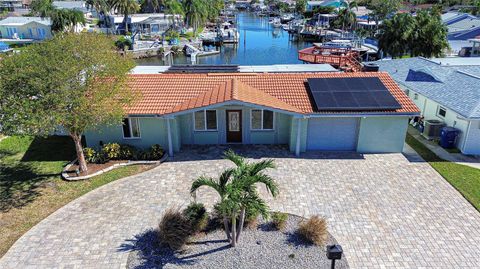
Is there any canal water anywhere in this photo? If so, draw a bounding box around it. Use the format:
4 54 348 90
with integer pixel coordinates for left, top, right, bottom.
135 12 313 66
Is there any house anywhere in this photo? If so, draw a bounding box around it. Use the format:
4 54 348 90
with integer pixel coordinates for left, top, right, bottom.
110 13 181 35
441 12 480 55
84 70 419 157
0 16 51 40
373 57 480 155
306 0 344 11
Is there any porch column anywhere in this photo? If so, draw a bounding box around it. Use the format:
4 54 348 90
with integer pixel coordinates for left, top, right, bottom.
295 118 302 157
166 117 173 157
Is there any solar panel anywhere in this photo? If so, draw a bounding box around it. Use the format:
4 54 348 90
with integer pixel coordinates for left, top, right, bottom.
307 77 401 111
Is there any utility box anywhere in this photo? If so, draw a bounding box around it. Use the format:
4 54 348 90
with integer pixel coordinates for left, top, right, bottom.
422 120 445 140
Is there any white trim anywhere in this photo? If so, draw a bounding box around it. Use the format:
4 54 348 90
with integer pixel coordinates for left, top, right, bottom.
436 105 447 118
193 109 218 132
250 109 275 131
122 117 141 139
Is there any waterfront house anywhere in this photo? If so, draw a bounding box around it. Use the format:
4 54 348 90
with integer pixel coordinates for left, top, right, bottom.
0 16 51 40
441 12 480 54
85 71 419 157
374 57 480 155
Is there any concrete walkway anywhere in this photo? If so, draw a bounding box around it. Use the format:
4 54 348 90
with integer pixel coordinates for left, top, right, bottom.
1 145 480 268
408 127 480 169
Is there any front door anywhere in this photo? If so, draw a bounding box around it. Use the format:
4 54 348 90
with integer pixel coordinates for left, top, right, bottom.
226 110 242 143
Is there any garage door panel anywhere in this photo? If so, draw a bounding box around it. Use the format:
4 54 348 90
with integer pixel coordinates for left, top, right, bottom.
307 118 359 151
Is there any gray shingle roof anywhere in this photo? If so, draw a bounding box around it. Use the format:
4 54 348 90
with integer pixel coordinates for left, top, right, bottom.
372 57 480 119
0 16 51 26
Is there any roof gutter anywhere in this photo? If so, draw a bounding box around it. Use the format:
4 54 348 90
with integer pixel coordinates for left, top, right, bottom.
306 112 419 118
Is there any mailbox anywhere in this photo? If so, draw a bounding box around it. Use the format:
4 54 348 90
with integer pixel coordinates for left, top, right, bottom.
326 244 343 260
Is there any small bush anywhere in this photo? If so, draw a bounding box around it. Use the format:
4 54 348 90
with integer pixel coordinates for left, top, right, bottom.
297 215 328 246
245 206 261 229
83 147 96 163
183 202 208 233
271 212 288 230
119 144 137 159
158 207 191 250
92 151 109 164
148 144 164 160
102 143 121 160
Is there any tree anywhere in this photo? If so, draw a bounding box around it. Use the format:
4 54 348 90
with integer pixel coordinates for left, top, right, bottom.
0 33 137 172
295 0 306 14
377 13 415 58
369 0 399 29
190 150 279 247
183 0 208 32
30 0 86 32
410 10 449 58
110 0 140 33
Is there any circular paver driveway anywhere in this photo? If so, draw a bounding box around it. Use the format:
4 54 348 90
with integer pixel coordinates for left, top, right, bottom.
2 146 480 268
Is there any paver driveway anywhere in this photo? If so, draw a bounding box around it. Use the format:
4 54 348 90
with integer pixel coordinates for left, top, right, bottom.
2 145 480 268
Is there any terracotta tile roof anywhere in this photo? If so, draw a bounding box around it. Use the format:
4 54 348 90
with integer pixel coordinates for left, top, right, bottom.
127 72 420 115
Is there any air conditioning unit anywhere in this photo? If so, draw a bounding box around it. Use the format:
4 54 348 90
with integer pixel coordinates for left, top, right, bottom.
422 120 445 140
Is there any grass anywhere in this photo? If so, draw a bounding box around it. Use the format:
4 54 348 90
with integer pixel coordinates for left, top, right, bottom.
406 133 480 211
0 136 155 257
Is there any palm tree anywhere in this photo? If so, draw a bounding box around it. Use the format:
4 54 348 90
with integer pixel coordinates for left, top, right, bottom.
377 13 415 58
191 150 279 247
183 0 208 33
110 0 140 34
30 0 55 17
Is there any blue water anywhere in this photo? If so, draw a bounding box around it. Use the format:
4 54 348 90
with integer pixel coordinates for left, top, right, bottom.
136 12 313 66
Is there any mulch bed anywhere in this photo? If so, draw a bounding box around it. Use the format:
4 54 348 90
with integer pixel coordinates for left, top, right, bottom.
65 160 128 177
125 214 349 269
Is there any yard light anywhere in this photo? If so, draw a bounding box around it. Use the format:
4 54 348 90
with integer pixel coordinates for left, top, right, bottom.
326 244 343 269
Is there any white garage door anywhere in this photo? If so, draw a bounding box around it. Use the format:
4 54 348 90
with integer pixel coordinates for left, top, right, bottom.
307 117 359 151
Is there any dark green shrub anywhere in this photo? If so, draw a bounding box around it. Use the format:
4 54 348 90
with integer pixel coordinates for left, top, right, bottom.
148 144 164 160
115 36 132 50
183 202 208 233
271 212 288 230
93 151 109 164
102 143 121 160
158 207 191 250
244 205 261 229
83 147 96 163
119 144 137 159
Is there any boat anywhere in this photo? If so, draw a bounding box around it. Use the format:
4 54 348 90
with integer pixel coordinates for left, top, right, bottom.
280 14 294 23
282 24 290 31
272 18 282 28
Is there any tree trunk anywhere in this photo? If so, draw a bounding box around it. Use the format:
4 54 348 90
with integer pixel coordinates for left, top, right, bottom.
236 207 245 242
231 215 236 247
71 133 87 173
223 216 231 241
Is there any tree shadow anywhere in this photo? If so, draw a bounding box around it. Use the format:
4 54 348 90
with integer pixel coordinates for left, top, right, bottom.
284 231 315 248
0 136 75 212
119 229 231 269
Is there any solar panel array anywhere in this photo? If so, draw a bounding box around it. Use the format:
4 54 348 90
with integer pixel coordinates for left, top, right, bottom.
307 77 402 111
165 65 239 73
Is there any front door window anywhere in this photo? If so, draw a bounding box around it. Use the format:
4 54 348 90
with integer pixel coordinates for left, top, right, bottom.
226 110 242 143
229 112 240 131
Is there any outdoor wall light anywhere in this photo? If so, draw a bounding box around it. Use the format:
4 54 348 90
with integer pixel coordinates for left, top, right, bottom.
326 244 343 269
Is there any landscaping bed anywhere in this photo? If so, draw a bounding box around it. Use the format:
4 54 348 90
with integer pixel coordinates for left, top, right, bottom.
65 160 128 177
126 214 348 269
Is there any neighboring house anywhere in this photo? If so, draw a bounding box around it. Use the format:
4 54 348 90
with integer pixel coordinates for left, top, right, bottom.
0 16 52 40
110 13 181 35
441 12 480 54
53 1 91 16
374 57 480 155
84 71 419 157
306 0 344 11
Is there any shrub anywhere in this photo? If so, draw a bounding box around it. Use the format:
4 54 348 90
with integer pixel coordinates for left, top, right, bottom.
158 207 191 250
119 144 137 160
148 144 164 160
297 215 328 246
102 143 121 160
183 202 208 233
92 151 109 164
83 147 96 163
271 212 288 230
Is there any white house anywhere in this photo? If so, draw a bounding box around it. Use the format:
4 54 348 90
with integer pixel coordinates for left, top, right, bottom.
0 16 52 40
374 57 480 155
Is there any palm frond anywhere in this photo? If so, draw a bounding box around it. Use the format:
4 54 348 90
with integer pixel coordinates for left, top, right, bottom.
249 159 275 175
190 176 221 195
224 149 245 168
254 173 279 198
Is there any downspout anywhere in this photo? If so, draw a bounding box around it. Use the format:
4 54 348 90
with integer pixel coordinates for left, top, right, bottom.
166 117 173 157
295 118 302 157
461 120 472 154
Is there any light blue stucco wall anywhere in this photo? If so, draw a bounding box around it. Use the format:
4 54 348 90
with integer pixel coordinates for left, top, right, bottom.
356 116 409 153
84 117 180 152
177 106 293 145
289 118 308 152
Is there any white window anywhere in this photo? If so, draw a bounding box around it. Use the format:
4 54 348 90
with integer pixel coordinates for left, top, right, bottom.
251 109 274 130
437 106 447 118
194 110 217 131
122 118 141 138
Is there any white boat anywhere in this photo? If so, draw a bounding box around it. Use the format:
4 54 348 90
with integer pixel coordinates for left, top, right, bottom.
272 18 282 28
282 24 290 31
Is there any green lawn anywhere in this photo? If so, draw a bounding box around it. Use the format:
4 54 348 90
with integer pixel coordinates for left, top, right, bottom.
0 136 155 257
406 133 480 211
